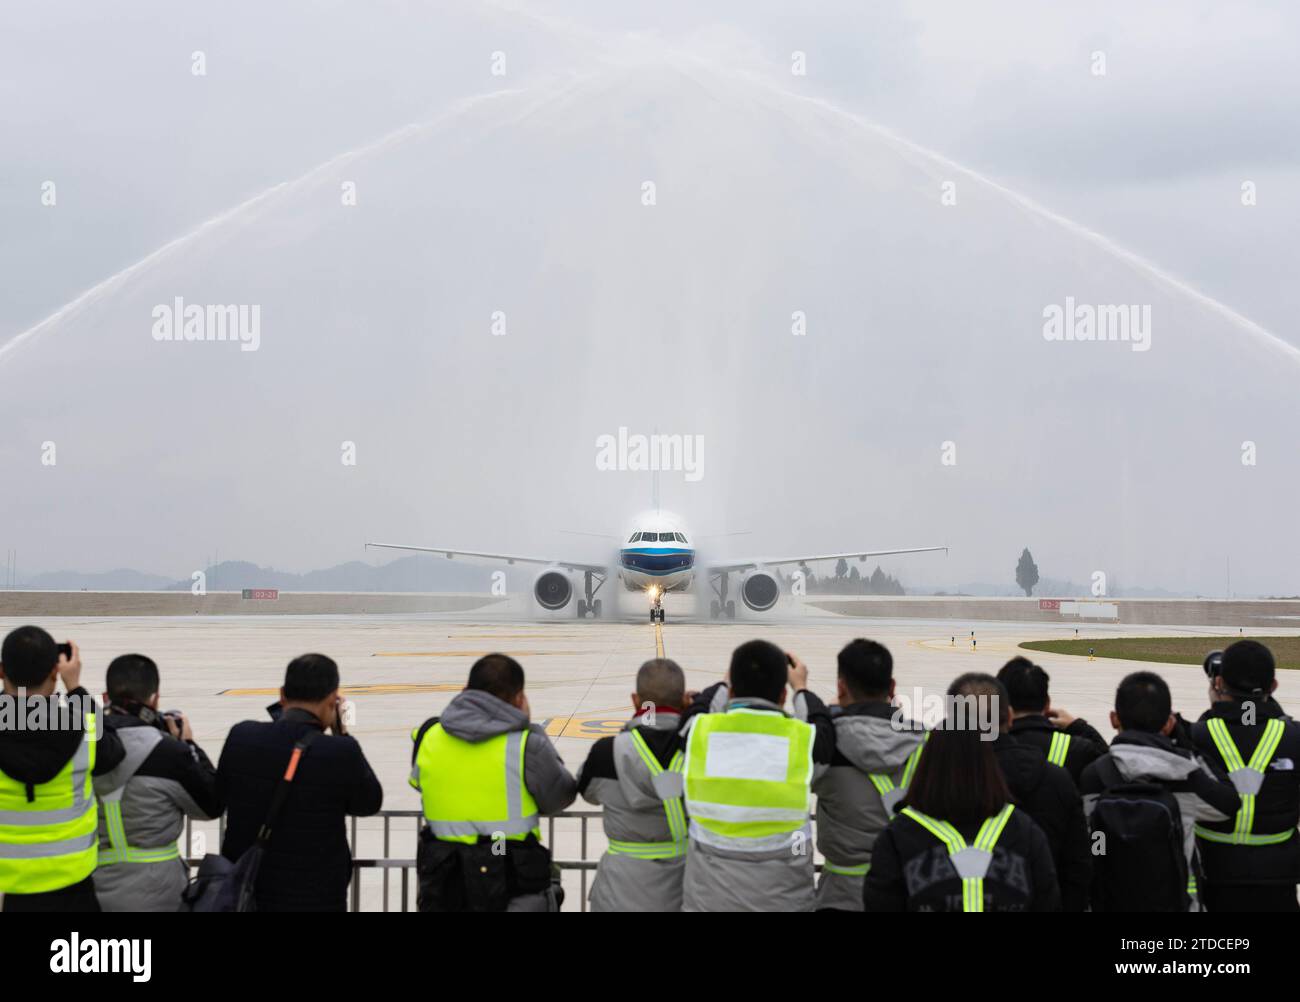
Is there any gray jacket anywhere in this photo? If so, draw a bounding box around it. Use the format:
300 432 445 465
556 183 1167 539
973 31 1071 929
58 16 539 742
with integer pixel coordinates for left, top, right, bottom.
578 711 686 912
92 717 221 912
812 702 926 911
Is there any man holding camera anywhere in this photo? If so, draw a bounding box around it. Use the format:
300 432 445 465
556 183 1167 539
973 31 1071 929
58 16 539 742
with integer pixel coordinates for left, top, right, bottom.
94 653 223 911
678 640 836 912
217 653 383 911
0 626 125 912
1192 641 1300 911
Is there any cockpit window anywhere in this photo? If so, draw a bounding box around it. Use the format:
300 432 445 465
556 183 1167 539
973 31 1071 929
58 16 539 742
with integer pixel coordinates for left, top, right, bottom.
675 532 688 543
628 532 641 543
642 532 659 542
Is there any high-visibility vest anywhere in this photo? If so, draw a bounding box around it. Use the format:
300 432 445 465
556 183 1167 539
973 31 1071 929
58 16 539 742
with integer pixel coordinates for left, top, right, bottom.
1194 718 1293 847
410 723 540 844
868 731 931 817
899 803 1016 912
1046 732 1071 768
606 729 688 860
684 707 814 852
97 790 181 866
0 712 99 894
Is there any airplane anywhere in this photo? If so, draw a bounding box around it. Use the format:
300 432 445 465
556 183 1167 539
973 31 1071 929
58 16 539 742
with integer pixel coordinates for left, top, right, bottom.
366 509 945 622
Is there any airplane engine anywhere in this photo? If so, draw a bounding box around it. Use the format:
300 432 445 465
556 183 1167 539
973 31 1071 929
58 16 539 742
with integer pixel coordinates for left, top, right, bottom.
533 568 574 611
740 568 781 612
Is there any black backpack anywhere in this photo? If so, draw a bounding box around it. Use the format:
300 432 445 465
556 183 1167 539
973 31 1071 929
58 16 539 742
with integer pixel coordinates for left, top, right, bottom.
1089 756 1189 912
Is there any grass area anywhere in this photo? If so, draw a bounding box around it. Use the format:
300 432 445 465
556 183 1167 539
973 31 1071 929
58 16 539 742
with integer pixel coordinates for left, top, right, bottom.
1019 636 1300 670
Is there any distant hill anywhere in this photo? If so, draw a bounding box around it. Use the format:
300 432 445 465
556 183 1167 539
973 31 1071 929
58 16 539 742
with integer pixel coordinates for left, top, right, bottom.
17 556 517 593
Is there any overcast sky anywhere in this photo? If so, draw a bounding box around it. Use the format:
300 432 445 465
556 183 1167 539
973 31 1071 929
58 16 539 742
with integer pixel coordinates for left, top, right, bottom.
1 1 1297 596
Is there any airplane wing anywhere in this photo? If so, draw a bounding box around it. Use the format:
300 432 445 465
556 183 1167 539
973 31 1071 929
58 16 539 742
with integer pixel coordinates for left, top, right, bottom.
707 546 947 575
365 542 607 574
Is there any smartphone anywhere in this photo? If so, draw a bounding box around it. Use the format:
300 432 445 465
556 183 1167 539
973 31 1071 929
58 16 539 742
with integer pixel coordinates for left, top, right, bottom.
56 642 73 660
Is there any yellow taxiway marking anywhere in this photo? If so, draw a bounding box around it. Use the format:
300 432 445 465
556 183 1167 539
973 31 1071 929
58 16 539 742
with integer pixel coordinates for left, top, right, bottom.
371 650 582 658
220 675 638 697
909 637 1023 655
654 621 665 658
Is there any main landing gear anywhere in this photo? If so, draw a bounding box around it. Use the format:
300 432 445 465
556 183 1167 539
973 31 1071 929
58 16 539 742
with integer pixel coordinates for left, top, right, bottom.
709 572 737 620
576 569 606 619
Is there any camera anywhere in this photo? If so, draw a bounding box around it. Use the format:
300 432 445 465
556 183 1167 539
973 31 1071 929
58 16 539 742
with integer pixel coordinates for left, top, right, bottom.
1202 650 1223 680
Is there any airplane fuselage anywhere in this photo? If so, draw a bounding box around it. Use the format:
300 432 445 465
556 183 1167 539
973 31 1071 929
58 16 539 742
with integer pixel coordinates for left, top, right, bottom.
618 512 694 595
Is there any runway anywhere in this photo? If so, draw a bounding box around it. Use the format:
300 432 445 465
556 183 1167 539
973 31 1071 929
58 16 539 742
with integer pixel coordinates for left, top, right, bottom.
8 610 1296 909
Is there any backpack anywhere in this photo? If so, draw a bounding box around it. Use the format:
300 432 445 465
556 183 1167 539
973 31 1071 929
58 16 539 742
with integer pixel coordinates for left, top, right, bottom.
1088 756 1189 912
179 731 319 912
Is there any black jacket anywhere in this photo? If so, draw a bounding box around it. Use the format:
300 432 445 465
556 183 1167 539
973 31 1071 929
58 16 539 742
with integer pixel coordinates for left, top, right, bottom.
1008 714 1106 784
1191 700 1300 886
0 688 124 786
217 709 383 911
994 736 1091 911
863 804 1060 912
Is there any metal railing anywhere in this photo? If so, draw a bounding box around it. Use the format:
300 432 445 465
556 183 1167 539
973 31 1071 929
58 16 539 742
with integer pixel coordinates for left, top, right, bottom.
186 809 822 912
183 810 606 912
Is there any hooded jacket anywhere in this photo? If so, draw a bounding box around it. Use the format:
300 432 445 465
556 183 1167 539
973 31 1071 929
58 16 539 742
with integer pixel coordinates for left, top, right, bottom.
1080 729 1240 908
411 689 576 911
811 701 925 911
92 713 222 912
1191 699 1300 886
578 708 685 912
677 682 836 913
994 735 1091 911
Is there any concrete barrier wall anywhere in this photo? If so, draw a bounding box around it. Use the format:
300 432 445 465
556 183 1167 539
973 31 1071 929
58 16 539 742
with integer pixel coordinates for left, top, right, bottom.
807 596 1300 629
0 591 507 617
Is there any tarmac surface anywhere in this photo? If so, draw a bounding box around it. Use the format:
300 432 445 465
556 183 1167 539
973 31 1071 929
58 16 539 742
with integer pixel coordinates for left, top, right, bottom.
6 604 1296 910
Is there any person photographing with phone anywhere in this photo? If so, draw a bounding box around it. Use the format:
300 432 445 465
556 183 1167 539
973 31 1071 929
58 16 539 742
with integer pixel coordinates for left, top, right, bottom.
0 625 125 912
677 640 836 911
216 653 382 911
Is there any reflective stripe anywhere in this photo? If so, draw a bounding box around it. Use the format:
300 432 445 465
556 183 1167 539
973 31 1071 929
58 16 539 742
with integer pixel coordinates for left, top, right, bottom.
0 830 98 859
685 800 809 823
1194 824 1294 846
504 730 524 822
98 800 180 865
1046 732 1071 768
868 732 929 818
823 860 870 877
1203 718 1286 844
627 730 689 844
900 804 1016 912
607 838 687 859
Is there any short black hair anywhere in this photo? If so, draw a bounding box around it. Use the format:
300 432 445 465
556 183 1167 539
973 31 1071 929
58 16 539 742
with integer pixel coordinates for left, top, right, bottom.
837 639 892 701
997 656 1050 713
106 654 160 704
1115 671 1172 733
1 625 59 688
467 653 525 703
283 653 340 702
729 640 788 703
